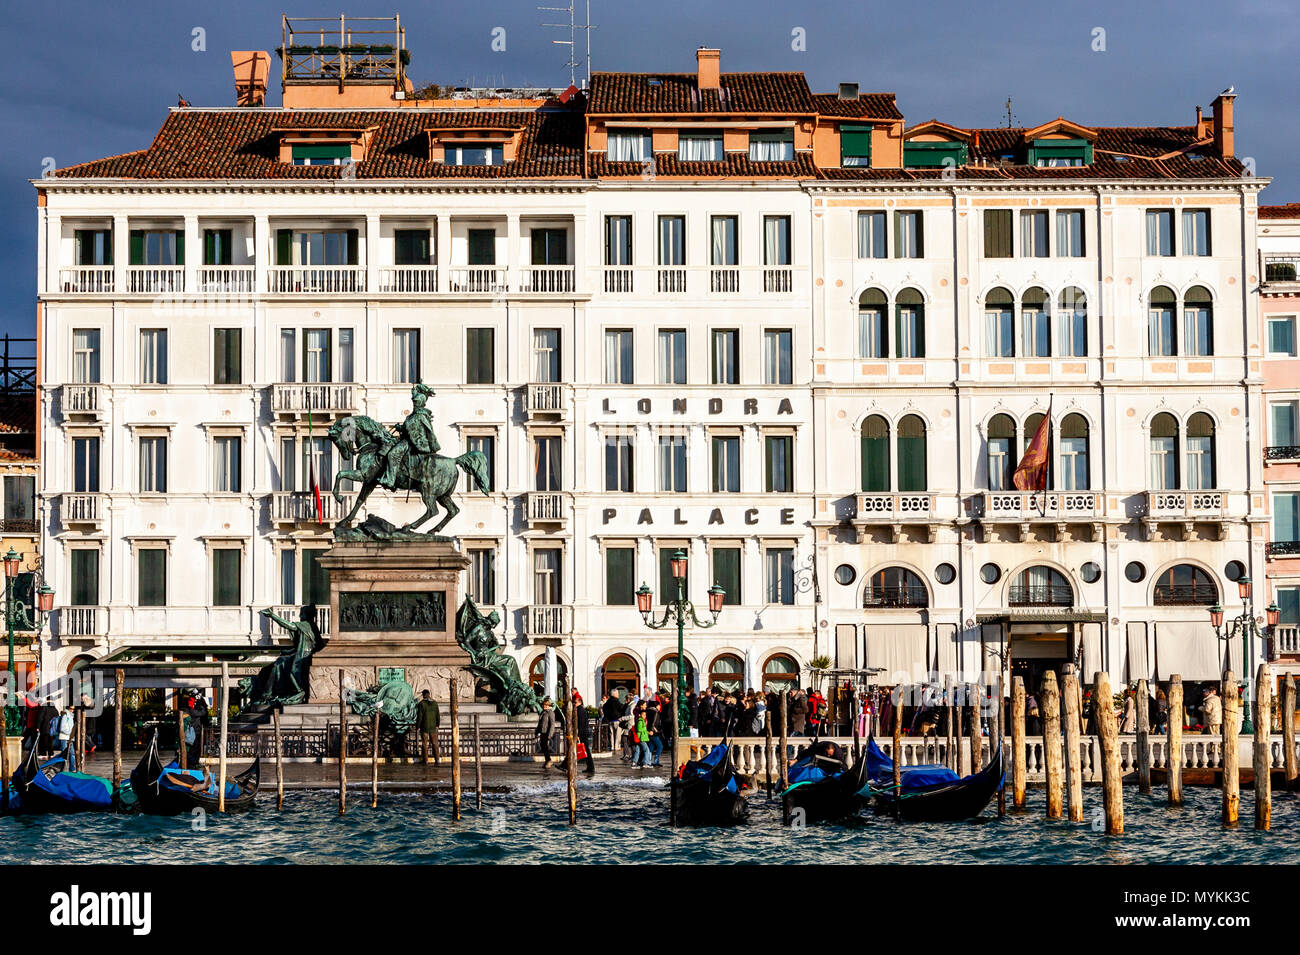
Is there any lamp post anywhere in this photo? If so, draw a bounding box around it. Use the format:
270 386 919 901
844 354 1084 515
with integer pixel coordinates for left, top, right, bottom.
636 549 725 733
3 548 55 735
1208 575 1279 735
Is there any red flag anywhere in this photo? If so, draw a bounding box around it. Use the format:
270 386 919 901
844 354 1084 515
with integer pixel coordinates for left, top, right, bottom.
308 406 324 523
1013 405 1051 492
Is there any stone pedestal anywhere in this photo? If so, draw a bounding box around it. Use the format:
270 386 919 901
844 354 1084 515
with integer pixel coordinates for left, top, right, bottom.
307 540 475 703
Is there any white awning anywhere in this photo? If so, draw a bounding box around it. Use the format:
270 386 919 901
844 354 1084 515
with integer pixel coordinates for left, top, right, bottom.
864 623 927 682
1127 621 1151 683
1155 621 1230 682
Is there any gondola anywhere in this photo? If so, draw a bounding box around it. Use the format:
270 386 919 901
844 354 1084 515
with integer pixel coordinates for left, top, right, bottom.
674 739 749 826
129 729 259 815
865 737 1004 821
8 742 114 814
781 739 873 824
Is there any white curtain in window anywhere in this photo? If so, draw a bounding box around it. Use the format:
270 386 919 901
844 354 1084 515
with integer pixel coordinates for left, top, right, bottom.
763 330 791 384
764 216 791 266
1182 211 1209 256
1183 308 1211 356
1021 307 1050 357
748 132 793 161
533 328 560 381
1149 308 1175 355
1150 436 1177 489
1056 211 1083 257
533 436 561 491
859 309 885 358
604 330 632 384
657 436 686 492
712 331 737 384
303 437 334 489
1020 212 1048 257
678 135 722 161
533 549 561 604
215 436 241 493
658 217 685 265
985 308 1013 357
710 217 737 266
1059 436 1088 490
338 329 354 382
857 212 885 259
72 330 100 384
392 330 419 383
605 216 632 266
280 329 296 382
607 131 650 162
657 331 685 384
280 549 296 605
896 308 921 358
1186 436 1214 489
304 329 330 383
139 437 166 493
765 549 795 604
140 330 167 384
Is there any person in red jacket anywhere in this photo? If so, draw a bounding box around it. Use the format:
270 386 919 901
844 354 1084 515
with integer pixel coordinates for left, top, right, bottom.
806 687 827 736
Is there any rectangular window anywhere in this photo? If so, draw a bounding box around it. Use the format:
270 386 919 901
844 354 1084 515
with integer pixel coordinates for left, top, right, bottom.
657 435 687 492
73 436 100 492
280 329 296 382
1057 298 1088 358
302 437 335 492
279 437 297 492
711 435 741 493
465 435 495 492
985 303 1014 357
1186 433 1214 490
129 229 181 266
677 132 723 162
1268 317 1297 356
1271 402 1299 449
1182 209 1211 256
140 329 167 384
303 549 329 606
1150 434 1178 490
70 549 99 606
466 328 495 384
280 550 295 605
988 436 1013 491
138 549 166 607
467 229 496 265
1019 211 1049 257
203 228 233 266
213 328 241 384
531 228 568 266
1021 302 1051 358
983 209 1013 258
291 143 350 166
607 130 651 162
74 229 112 266
468 548 497 605
710 215 738 266
895 304 925 358
858 211 887 258
894 211 923 258
859 305 886 358
445 144 503 167
711 329 739 385
604 434 634 492
657 215 686 265
1278 586 1300 626
3 476 35 525
393 229 432 265
286 230 356 267
605 547 635 605
766 548 795 605
139 436 167 493
533 435 562 491
657 329 686 385
1184 305 1212 356
1149 303 1176 356
72 329 100 384
765 434 793 493
303 328 331 383
1146 210 1175 256
338 329 354 383
603 329 633 384
392 329 420 383
763 215 792 266
532 328 561 382
604 215 633 265
840 125 872 167
1055 210 1085 257
748 129 794 162
763 329 793 385
214 436 241 493
533 548 562 604
1274 492 1300 543
212 548 241 606
712 547 742 605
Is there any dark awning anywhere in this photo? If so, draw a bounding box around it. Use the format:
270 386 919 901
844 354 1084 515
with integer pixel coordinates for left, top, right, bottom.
81 645 278 689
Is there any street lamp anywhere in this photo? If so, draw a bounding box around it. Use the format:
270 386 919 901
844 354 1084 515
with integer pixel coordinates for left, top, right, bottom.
3 549 54 737
636 549 725 733
1208 575 1275 735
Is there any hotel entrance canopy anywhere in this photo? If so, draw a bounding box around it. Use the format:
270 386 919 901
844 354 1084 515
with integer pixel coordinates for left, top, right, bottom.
80 646 278 689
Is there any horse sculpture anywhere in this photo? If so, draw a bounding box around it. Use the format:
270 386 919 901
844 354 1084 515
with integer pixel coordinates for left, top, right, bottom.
327 414 490 535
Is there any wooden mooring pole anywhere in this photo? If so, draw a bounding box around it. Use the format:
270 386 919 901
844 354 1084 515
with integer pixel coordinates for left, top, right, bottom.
1041 671 1062 819
566 694 577 826
473 714 483 811
113 668 124 803
1061 665 1084 822
370 710 380 809
1255 663 1272 832
969 683 983 774
1011 676 1026 808
1222 671 1240 827
450 678 461 822
1285 674 1297 791
1094 671 1123 835
337 669 347 816
1136 678 1152 795
217 660 229 813
273 706 284 811
1168 675 1184 805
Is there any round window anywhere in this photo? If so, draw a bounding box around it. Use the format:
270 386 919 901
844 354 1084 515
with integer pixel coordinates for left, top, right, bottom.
834 564 856 586
979 563 1001 585
1125 561 1146 583
1080 562 1102 584
935 563 956 585
1224 560 1246 582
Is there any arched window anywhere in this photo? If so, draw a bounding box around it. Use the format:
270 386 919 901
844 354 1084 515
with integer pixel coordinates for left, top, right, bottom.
1153 564 1218 606
1150 413 1180 489
1183 286 1213 356
600 653 638 699
896 414 927 492
708 653 744 693
1149 286 1177 356
1024 411 1051 489
984 287 1014 358
656 654 696 695
1021 286 1050 357
529 654 569 700
1009 566 1072 607
987 414 1017 490
1058 287 1087 357
861 414 890 492
858 288 888 359
1059 413 1089 490
763 654 799 693
1186 412 1216 489
895 288 925 358
864 566 929 608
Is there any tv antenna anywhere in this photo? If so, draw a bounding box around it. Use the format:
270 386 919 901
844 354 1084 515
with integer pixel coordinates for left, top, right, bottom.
1005 97 1016 128
540 0 594 88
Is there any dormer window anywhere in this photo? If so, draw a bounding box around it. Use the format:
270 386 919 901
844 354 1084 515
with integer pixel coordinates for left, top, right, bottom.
445 144 504 167
1028 138 1091 167
903 142 968 168
748 130 794 162
840 125 872 167
678 131 723 162
291 143 352 166
607 129 652 162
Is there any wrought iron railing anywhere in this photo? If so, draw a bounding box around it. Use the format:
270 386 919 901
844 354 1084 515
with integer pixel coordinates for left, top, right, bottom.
862 586 928 608
1268 541 1300 558
1266 445 1300 460
1008 585 1073 607
1152 584 1218 606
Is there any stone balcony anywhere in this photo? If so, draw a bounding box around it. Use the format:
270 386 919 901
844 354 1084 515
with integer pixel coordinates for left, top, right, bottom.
524 604 573 642
61 492 105 529
525 491 568 528
270 382 357 418
62 383 104 419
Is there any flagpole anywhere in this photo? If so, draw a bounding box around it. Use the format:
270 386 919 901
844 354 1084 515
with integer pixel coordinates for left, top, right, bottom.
1039 393 1053 517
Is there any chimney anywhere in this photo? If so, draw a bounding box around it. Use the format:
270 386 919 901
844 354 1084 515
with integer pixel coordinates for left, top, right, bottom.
1211 90 1235 158
838 82 859 101
696 47 721 91
232 51 270 107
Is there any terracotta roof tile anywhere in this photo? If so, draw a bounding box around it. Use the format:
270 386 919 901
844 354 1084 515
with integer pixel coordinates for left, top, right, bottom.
588 72 815 114
811 93 902 121
588 151 817 179
1260 203 1300 219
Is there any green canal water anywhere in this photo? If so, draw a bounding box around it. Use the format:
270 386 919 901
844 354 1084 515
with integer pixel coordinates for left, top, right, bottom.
2 779 1298 864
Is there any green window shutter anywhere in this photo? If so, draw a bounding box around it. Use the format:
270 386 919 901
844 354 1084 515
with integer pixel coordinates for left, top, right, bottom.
213 549 241 606
276 229 292 266
984 210 1012 257
840 124 873 164
897 420 927 492
658 548 675 598
204 229 232 265
292 143 352 161
174 230 184 266
103 230 113 266
467 328 494 384
129 230 144 266
605 548 634 605
861 418 890 492
204 230 216 266
903 142 968 168
138 550 166 607
713 549 741 605
346 228 359 266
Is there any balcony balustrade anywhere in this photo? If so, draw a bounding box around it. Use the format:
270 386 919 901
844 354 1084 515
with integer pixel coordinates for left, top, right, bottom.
271 382 356 416
268 266 365 293
58 266 114 293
